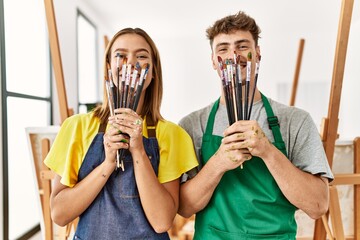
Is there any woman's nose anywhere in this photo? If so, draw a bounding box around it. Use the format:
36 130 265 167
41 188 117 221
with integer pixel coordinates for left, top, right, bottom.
126 55 137 66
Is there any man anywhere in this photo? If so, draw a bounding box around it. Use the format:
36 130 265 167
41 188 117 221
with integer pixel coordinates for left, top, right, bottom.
178 11 333 239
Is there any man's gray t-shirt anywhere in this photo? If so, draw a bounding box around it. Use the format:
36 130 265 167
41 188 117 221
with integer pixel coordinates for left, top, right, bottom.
179 97 333 180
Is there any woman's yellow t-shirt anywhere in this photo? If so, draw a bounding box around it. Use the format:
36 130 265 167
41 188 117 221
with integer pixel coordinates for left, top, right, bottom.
44 112 199 187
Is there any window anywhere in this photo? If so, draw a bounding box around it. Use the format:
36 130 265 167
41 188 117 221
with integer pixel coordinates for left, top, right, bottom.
77 12 99 113
1 0 52 239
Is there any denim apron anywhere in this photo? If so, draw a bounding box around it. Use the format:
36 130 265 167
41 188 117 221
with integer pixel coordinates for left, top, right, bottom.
73 117 169 240
194 94 297 240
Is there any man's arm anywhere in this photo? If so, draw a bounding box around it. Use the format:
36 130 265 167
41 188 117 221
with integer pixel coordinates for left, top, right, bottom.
223 120 330 219
261 145 329 219
178 138 251 218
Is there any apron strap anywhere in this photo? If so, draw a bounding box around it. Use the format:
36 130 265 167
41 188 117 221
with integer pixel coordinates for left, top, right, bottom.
261 93 286 151
146 115 157 138
204 98 220 136
98 121 107 133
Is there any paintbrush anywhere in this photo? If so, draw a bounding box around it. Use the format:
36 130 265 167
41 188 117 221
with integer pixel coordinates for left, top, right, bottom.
119 57 127 108
116 53 121 109
218 56 233 125
105 78 124 171
123 63 132 108
107 63 117 111
133 63 149 112
105 80 115 116
245 52 252 120
234 53 243 120
127 62 140 108
248 59 260 119
227 59 237 123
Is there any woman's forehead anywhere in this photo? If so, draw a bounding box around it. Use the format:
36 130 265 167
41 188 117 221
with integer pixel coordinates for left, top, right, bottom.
111 33 151 53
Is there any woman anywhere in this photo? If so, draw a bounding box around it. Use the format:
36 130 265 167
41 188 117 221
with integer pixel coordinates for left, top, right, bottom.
44 28 198 239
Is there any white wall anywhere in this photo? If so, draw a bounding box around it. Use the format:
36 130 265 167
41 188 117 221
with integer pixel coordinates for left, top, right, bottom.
51 0 113 125
53 0 360 139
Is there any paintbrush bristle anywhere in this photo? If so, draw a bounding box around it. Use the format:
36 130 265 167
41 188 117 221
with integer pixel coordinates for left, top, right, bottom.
116 53 121 68
142 63 149 69
136 62 141 70
236 55 241 64
247 52 252 61
217 56 223 63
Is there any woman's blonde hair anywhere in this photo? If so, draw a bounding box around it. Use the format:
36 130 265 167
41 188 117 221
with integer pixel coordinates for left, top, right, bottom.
93 28 164 124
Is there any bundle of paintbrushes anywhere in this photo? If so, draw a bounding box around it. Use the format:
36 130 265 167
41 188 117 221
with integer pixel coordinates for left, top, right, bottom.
105 55 150 171
217 52 259 125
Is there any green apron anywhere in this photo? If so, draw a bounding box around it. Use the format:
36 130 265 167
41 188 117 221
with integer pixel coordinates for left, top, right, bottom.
194 94 297 240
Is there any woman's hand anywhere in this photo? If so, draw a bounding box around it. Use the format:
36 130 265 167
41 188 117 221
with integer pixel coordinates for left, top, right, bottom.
107 108 144 154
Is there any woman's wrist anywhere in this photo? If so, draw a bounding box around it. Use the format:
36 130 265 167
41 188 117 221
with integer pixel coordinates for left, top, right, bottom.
102 157 116 173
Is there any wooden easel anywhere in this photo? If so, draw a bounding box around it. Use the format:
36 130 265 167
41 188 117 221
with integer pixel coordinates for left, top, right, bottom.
313 0 354 239
328 138 360 239
40 0 77 238
44 0 72 123
289 38 305 107
355 138 360 239
104 35 109 49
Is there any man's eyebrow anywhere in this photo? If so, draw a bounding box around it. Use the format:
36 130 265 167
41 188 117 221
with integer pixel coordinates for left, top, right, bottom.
215 42 230 49
234 39 251 45
215 39 251 49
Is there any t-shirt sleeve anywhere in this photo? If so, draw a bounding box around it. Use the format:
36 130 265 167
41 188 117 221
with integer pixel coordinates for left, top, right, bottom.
44 116 85 187
157 121 199 183
289 113 334 180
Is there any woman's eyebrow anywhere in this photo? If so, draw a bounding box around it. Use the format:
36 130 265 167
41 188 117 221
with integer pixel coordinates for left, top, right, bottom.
135 48 150 54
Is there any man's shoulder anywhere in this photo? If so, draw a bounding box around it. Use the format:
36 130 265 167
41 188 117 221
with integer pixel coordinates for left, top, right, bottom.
179 102 214 125
268 98 312 128
269 98 309 117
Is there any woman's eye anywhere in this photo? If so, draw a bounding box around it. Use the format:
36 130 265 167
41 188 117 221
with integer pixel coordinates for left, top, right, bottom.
114 53 126 59
137 55 148 59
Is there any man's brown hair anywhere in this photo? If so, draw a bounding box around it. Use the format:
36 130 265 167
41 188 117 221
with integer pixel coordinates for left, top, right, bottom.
206 11 261 48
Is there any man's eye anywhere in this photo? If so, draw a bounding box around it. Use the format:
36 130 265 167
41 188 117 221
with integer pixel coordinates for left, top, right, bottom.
238 45 249 50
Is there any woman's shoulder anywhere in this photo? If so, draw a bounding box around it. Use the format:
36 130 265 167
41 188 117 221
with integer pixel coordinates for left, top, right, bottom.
157 119 183 133
60 112 100 135
156 119 192 139
64 112 95 122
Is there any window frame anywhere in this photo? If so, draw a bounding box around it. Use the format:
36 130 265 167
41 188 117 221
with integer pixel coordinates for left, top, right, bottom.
0 0 53 238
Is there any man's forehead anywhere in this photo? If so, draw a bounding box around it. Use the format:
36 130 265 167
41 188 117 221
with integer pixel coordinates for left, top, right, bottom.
213 32 253 48
213 31 252 42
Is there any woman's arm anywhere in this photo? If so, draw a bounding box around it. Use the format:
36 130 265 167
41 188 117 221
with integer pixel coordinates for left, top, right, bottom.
109 109 180 233
50 159 116 226
132 148 179 233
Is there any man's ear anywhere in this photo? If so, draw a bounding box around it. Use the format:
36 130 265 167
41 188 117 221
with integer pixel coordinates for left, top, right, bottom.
256 46 261 62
